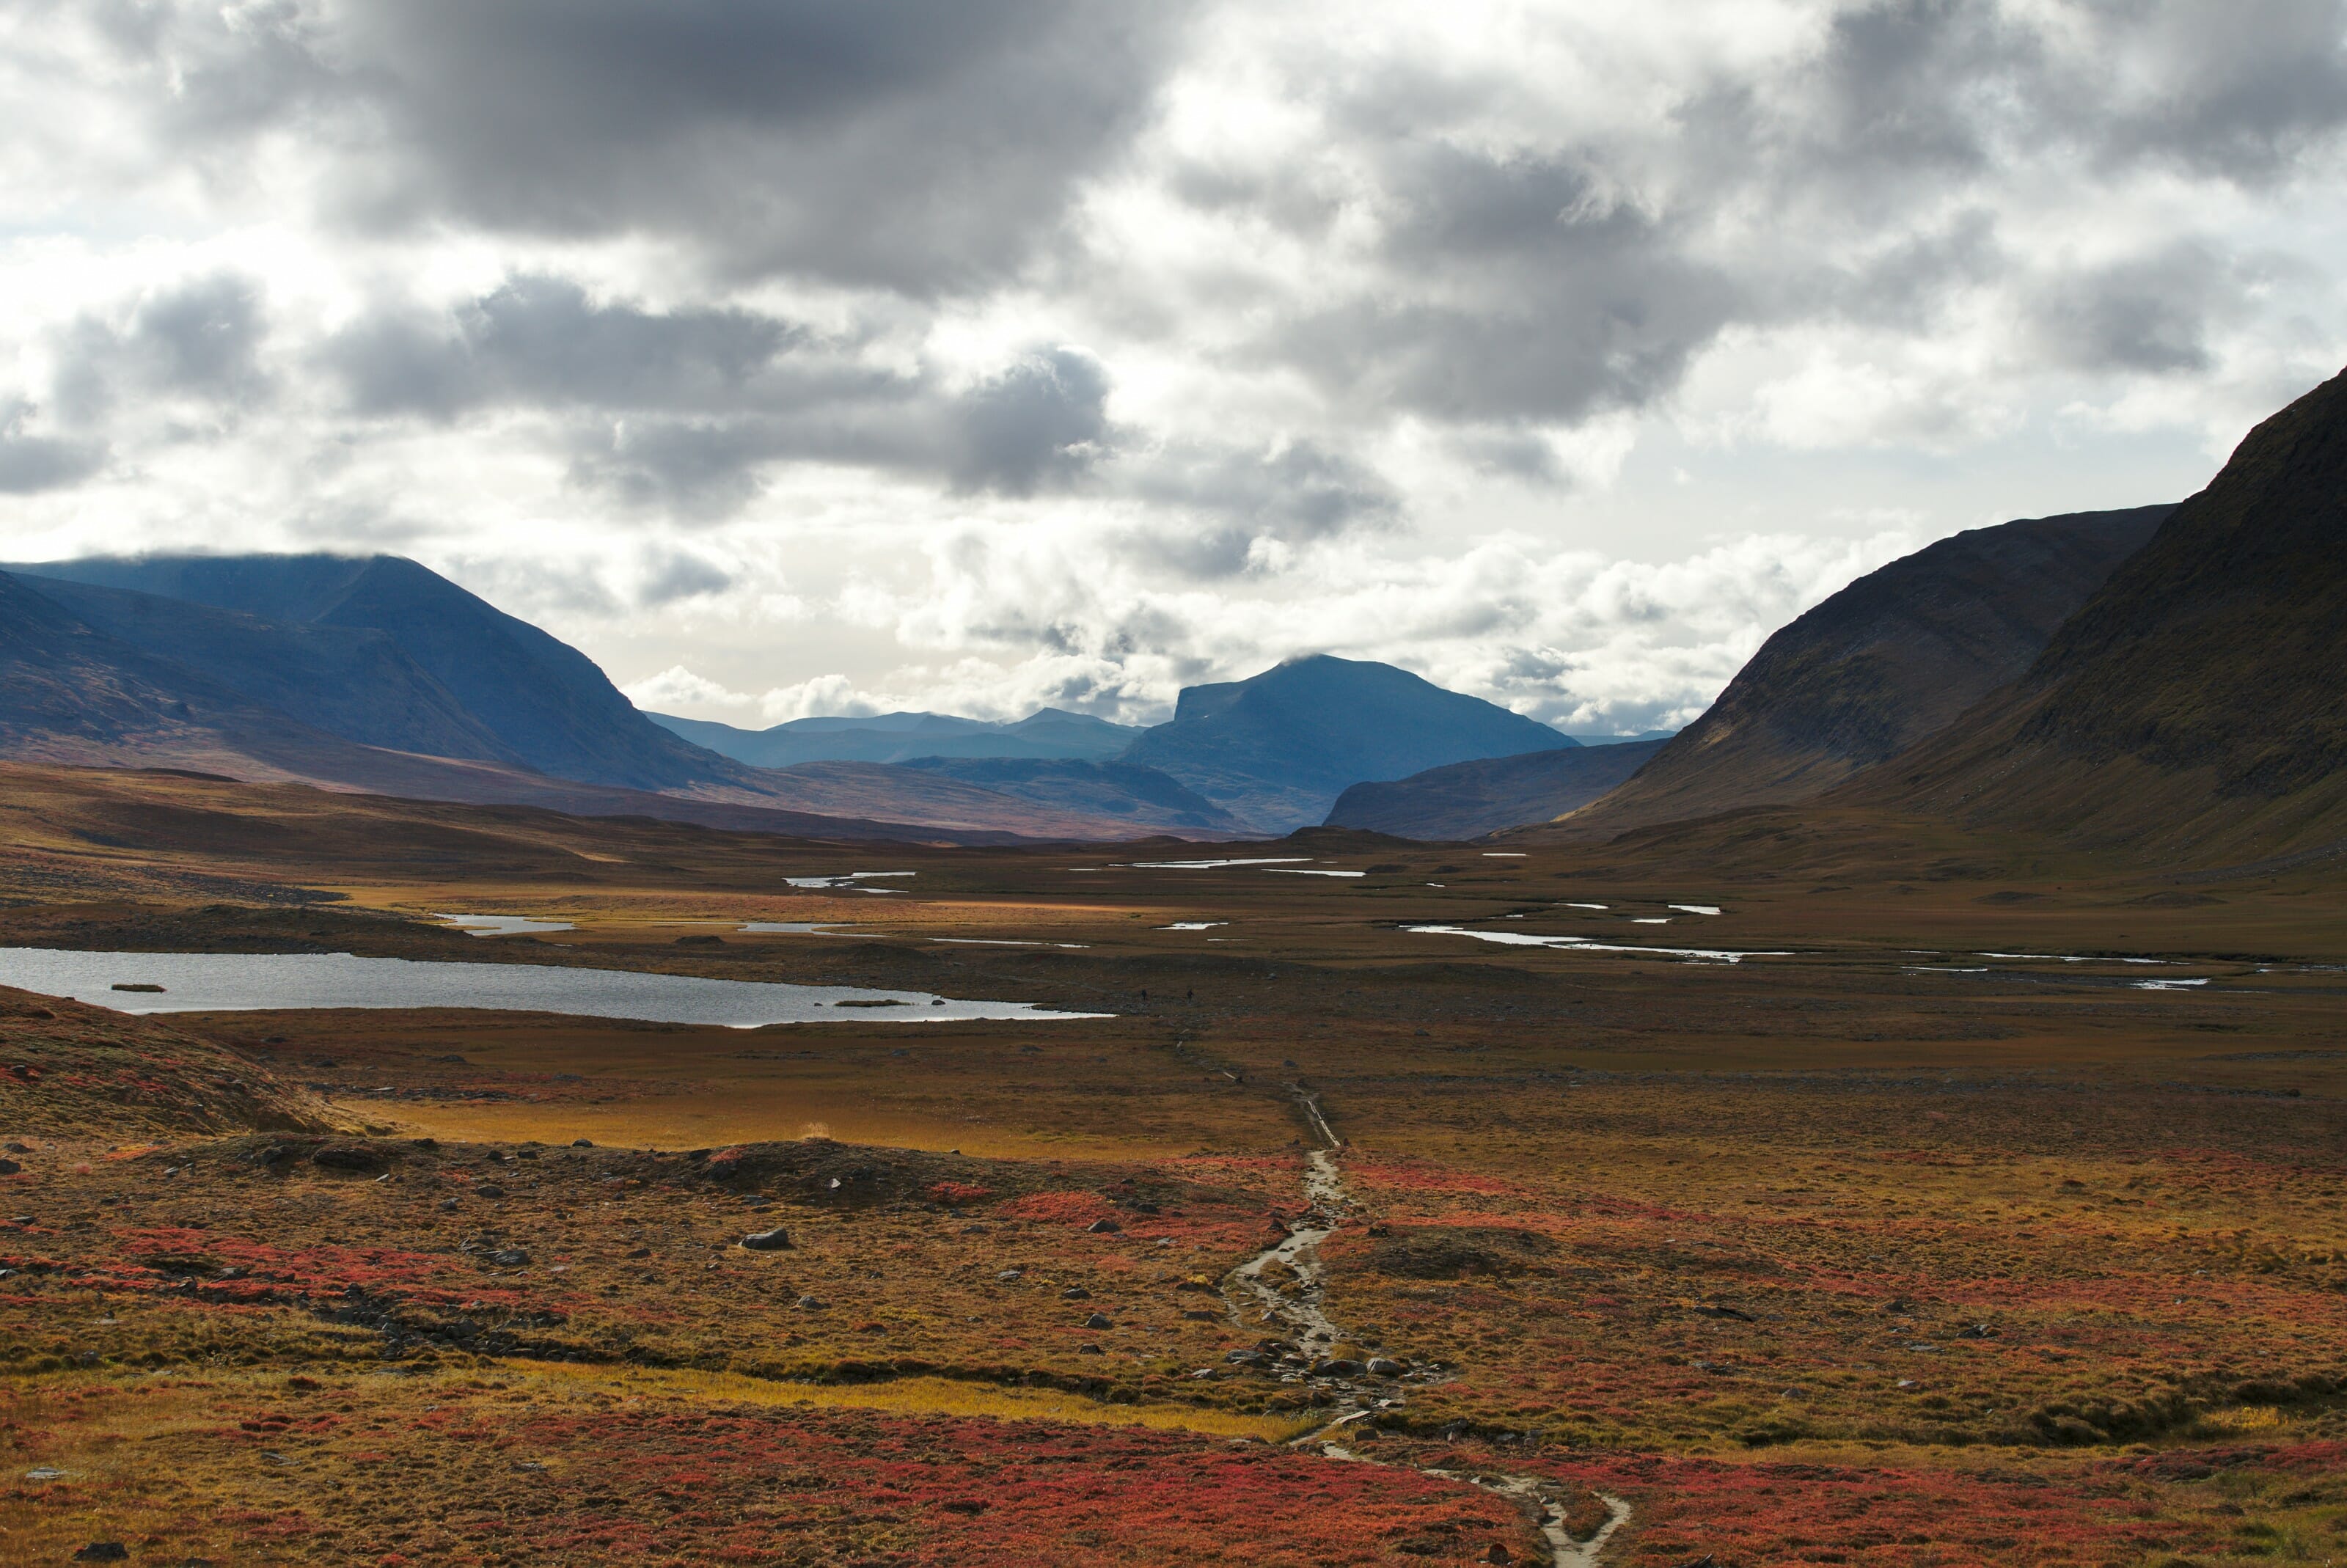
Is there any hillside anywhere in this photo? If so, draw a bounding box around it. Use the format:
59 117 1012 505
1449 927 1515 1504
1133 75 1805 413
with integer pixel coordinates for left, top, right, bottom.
0 986 340 1139
12 554 733 794
1554 505 2170 838
1848 367 2347 862
1121 654 1572 832
1324 737 1666 840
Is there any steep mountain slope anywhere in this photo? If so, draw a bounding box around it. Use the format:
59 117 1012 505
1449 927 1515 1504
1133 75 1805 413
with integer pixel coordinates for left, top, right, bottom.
16 574 528 766
1555 505 2170 838
654 707 1141 767
1120 655 1573 832
12 554 728 793
898 756 1245 833
1848 367 2347 862
1325 737 1667 840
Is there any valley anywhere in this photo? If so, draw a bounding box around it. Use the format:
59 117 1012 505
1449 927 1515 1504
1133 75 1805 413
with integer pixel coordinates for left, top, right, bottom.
1 763 2343 1566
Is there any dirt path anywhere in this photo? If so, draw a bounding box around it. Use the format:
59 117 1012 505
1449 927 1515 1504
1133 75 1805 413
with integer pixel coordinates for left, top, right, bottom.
1229 1086 1632 1568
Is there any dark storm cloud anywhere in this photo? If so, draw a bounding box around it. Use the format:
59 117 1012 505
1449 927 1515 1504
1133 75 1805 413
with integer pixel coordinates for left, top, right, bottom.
1125 439 1401 577
948 349 1113 494
0 398 105 494
1271 144 1741 424
635 548 734 607
49 273 271 425
323 277 816 419
122 0 1199 294
2026 244 2231 375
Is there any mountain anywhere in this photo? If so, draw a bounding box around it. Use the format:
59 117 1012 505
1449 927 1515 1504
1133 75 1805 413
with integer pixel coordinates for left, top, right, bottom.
898 756 1245 834
653 706 1141 767
1552 505 2170 838
11 554 730 793
10 574 531 768
1848 367 2347 862
0 562 1220 842
1118 654 1574 833
1324 737 1669 840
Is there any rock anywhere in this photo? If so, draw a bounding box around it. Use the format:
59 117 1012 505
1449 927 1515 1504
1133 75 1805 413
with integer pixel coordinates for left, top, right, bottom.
1314 1358 1363 1377
740 1228 794 1252
475 1184 506 1199
2 1141 30 1153
1694 1303 1754 1322
0 1158 19 1176
1484 1546 1514 1565
1085 1218 1121 1234
73 1545 128 1562
437 1197 459 1212
1077 1343 1103 1355
1061 1286 1092 1300
995 1268 1023 1281
491 1248 531 1267
571 1138 593 1148
1226 1349 1268 1366
311 1143 390 1172
796 1295 824 1311
1367 1357 1405 1376
626 1246 651 1259
1083 1312 1113 1330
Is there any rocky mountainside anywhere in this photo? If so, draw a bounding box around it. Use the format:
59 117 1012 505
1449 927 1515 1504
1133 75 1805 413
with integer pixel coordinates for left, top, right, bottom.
1121 654 1572 832
1848 367 2347 862
1555 505 2170 838
1324 737 1667 840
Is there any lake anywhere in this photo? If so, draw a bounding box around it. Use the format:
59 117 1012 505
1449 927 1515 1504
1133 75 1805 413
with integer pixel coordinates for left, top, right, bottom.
0 948 1109 1028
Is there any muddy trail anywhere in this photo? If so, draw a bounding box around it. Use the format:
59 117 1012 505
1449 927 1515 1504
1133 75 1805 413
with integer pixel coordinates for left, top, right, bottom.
1225 1087 1632 1568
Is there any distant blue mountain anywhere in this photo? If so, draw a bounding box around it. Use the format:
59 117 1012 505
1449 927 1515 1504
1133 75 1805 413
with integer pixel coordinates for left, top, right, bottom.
1121 653 1574 832
651 706 1141 767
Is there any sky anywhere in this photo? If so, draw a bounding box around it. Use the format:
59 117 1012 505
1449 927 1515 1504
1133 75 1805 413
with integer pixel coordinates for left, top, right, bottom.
3 1 2344 734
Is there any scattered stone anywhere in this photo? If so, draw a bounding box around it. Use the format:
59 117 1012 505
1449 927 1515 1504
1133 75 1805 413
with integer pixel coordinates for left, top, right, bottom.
1367 1358 1405 1376
437 1198 458 1212
740 1228 794 1252
491 1248 531 1267
797 1295 824 1311
1083 1312 1113 1329
1085 1218 1121 1234
23 1466 66 1481
1077 1344 1103 1355
1061 1286 1091 1300
1314 1358 1363 1377
996 1268 1023 1281
476 1184 506 1199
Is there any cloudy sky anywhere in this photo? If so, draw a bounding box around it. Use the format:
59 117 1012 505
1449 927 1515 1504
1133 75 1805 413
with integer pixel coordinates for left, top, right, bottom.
4 1 2344 733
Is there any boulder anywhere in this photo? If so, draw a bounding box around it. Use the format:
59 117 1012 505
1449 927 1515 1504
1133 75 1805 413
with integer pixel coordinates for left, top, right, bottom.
1085 1218 1122 1234
491 1248 530 1267
1083 1312 1113 1330
740 1228 794 1252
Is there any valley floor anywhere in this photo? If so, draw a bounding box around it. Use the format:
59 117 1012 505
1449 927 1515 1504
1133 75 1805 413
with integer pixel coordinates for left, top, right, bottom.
1 765 2343 1566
